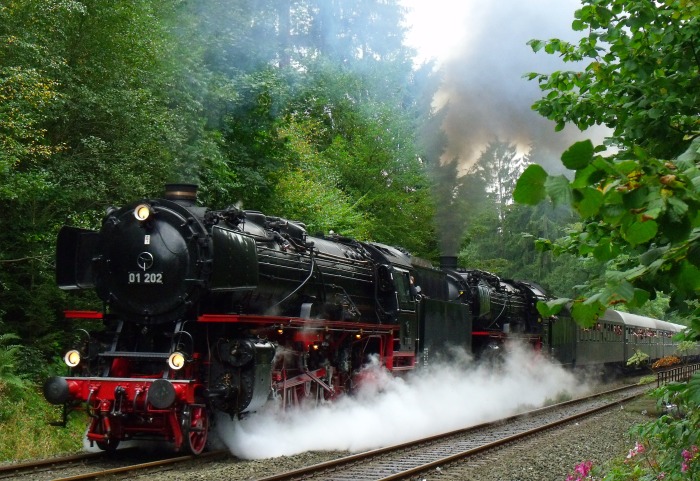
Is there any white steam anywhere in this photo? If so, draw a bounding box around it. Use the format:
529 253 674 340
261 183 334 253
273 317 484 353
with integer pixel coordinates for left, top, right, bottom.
214 343 589 459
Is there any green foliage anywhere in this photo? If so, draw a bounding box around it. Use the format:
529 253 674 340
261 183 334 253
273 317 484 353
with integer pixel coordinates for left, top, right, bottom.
514 164 548 205
626 349 650 368
676 340 698 359
272 117 375 238
0 385 85 461
515 136 700 321
516 0 700 322
0 333 27 393
602 377 700 480
520 1 700 479
526 1 700 158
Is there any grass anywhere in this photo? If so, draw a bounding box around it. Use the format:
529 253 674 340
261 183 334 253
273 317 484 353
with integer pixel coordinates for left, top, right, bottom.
543 390 574 406
623 395 664 418
0 383 86 463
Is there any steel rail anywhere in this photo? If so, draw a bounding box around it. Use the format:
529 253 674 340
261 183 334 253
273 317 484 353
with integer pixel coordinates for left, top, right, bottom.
0 452 108 479
376 391 643 481
48 450 227 481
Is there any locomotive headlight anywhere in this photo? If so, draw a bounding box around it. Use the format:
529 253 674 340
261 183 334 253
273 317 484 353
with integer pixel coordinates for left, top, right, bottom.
133 203 152 221
64 350 81 367
168 351 187 370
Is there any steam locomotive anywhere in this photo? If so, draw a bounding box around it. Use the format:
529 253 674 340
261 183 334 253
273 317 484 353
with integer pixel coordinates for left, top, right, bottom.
43 184 687 454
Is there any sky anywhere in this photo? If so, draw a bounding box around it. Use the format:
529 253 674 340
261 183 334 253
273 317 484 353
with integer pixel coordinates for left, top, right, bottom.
399 0 605 174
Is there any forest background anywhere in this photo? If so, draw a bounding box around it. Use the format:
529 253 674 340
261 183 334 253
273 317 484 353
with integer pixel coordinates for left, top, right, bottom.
0 0 600 383
1 0 698 470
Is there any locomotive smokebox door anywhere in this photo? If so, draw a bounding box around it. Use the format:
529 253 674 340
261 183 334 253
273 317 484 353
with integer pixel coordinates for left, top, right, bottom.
56 226 99 289
210 226 259 291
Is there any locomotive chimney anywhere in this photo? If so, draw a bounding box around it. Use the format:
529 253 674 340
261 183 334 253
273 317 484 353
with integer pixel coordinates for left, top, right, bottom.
164 183 198 205
440 256 458 270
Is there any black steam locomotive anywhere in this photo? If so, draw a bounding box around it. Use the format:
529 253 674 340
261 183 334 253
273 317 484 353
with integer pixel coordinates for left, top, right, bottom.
42 184 546 453
43 184 685 454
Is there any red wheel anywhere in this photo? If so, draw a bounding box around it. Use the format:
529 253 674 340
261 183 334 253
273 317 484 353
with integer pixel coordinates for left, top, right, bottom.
96 438 120 453
93 416 121 453
181 403 208 455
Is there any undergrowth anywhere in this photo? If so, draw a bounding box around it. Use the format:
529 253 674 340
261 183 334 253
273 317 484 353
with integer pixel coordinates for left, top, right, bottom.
0 383 85 462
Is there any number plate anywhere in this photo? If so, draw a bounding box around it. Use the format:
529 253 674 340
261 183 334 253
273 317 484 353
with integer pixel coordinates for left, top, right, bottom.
128 272 163 284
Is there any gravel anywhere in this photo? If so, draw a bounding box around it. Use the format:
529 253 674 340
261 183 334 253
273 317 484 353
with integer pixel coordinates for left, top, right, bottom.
415 397 655 481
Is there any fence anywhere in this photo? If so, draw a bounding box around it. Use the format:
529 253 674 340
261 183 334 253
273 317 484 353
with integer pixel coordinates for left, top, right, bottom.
657 363 700 387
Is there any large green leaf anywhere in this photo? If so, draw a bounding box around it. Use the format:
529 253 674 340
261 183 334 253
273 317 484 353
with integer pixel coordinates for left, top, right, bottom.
674 261 700 294
561 140 594 170
687 372 700 405
513 164 548 205
536 298 571 318
592 237 617 261
621 219 658 245
544 175 572 207
574 187 604 218
605 279 636 303
570 299 606 328
572 164 604 189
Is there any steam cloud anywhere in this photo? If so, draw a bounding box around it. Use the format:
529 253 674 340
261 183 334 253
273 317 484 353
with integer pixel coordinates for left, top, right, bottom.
214 344 590 459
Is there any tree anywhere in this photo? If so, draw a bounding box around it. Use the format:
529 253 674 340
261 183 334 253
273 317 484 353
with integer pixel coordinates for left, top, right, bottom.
515 3 700 476
525 0 699 159
514 0 699 327
468 139 529 226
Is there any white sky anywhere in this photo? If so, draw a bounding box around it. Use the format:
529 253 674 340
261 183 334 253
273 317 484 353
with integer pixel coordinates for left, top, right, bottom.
400 0 582 67
400 0 476 66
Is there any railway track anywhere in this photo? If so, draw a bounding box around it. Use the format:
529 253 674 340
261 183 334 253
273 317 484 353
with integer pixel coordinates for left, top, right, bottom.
0 448 228 481
1 382 648 481
254 383 650 481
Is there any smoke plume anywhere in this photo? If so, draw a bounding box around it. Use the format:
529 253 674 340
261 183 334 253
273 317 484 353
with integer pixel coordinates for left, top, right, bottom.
435 0 598 172
406 0 611 256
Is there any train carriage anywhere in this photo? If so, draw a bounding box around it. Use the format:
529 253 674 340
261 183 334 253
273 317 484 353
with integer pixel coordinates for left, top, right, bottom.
545 309 690 371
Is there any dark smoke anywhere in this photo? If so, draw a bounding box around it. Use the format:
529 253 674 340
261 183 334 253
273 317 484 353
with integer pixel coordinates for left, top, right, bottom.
410 0 607 256
436 0 596 172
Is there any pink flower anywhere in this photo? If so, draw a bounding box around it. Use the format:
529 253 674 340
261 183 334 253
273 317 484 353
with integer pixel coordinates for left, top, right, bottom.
577 460 592 475
627 441 646 459
566 461 593 481
680 445 698 472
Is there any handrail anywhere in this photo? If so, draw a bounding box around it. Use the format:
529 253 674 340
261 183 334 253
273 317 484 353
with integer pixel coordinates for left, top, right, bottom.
656 363 700 387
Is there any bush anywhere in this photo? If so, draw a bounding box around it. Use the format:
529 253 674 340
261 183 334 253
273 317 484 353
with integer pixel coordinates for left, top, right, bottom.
652 356 682 370
0 384 85 462
0 332 85 462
